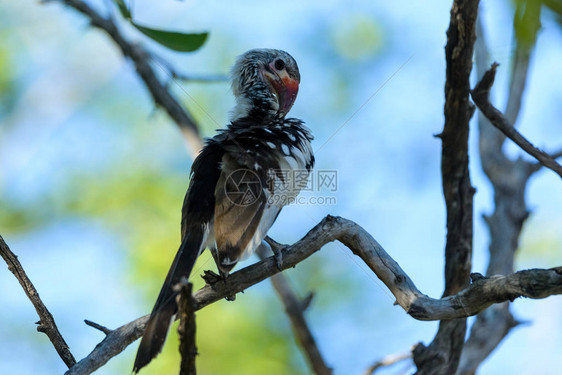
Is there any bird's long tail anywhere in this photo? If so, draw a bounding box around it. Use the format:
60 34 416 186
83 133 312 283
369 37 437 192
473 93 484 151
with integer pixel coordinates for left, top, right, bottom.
133 226 204 373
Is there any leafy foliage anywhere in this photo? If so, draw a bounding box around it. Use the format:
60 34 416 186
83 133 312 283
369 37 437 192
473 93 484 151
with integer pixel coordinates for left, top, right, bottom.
112 0 208 52
131 25 208 53
513 0 543 47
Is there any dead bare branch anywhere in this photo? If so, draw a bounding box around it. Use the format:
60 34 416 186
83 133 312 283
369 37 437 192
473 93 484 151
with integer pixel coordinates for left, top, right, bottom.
65 315 149 375
551 149 562 160
257 244 332 375
52 0 204 157
172 73 229 83
413 0 479 373
504 38 532 128
364 351 412 375
0 235 76 368
472 64 562 179
63 216 562 375
178 282 197 375
84 320 112 335
529 148 562 174
458 15 530 374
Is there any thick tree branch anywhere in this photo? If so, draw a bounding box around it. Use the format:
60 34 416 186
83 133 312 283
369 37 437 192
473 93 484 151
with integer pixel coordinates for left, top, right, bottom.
0 235 76 368
472 64 562 179
414 0 479 373
63 216 562 375
439 0 478 299
257 244 332 375
52 0 204 157
458 16 530 374
66 316 149 375
178 282 197 375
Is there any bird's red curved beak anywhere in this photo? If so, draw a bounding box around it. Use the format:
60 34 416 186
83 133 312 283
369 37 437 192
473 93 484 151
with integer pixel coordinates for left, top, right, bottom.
263 65 299 115
279 75 299 114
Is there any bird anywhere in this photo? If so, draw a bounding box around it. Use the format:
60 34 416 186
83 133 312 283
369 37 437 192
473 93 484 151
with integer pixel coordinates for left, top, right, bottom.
133 48 314 372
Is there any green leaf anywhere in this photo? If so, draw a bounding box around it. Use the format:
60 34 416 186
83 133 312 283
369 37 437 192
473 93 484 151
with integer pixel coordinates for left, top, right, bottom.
132 23 208 52
543 0 562 15
113 0 131 19
513 0 542 47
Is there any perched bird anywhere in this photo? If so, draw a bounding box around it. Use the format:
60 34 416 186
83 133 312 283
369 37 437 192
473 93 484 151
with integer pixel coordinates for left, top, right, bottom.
133 48 314 372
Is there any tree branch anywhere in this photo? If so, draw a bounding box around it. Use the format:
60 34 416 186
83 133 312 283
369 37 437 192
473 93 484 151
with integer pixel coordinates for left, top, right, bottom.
504 41 530 127
414 0 479 373
529 149 562 173
363 351 412 375
0 235 76 368
84 320 112 335
471 63 562 179
458 15 530 374
551 149 562 160
52 0 204 157
178 282 197 375
172 73 229 83
66 316 148 375
257 244 332 375
63 216 562 375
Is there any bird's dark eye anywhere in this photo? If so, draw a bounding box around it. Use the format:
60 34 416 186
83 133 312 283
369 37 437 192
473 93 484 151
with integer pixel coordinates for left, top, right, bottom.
274 59 285 71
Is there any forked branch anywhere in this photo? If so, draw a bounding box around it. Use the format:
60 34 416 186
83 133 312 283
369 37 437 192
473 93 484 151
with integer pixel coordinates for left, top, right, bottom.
54 0 204 156
61 216 562 375
471 63 562 178
0 235 76 368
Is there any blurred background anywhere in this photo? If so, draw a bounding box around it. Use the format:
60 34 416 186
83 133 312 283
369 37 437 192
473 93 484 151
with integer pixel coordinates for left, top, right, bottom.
1 0 561 374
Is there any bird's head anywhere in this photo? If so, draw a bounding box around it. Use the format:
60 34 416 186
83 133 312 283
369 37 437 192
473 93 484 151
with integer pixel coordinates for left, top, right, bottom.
230 48 300 122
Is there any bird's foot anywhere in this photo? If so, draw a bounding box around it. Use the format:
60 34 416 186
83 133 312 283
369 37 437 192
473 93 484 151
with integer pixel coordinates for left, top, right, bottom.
263 237 288 271
202 270 222 285
202 270 236 301
271 245 286 271
219 271 237 301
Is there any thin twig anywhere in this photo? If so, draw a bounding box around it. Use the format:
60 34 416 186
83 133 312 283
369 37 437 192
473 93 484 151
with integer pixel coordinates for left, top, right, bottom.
504 40 531 127
529 148 562 174
551 149 562 159
149 53 228 83
66 316 149 375
173 73 229 83
257 244 332 375
84 320 112 335
0 235 76 368
53 0 204 157
64 216 562 375
364 351 412 375
471 64 562 179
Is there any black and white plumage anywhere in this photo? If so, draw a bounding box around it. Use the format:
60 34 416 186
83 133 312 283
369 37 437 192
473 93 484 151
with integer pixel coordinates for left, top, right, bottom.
133 49 314 372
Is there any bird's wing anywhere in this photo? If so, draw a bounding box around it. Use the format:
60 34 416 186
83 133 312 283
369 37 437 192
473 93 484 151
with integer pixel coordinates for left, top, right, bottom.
181 140 224 241
211 124 314 272
213 151 281 272
134 142 224 373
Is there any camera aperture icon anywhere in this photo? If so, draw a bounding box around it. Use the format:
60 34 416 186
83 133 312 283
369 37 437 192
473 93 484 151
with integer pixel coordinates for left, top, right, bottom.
224 169 262 206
